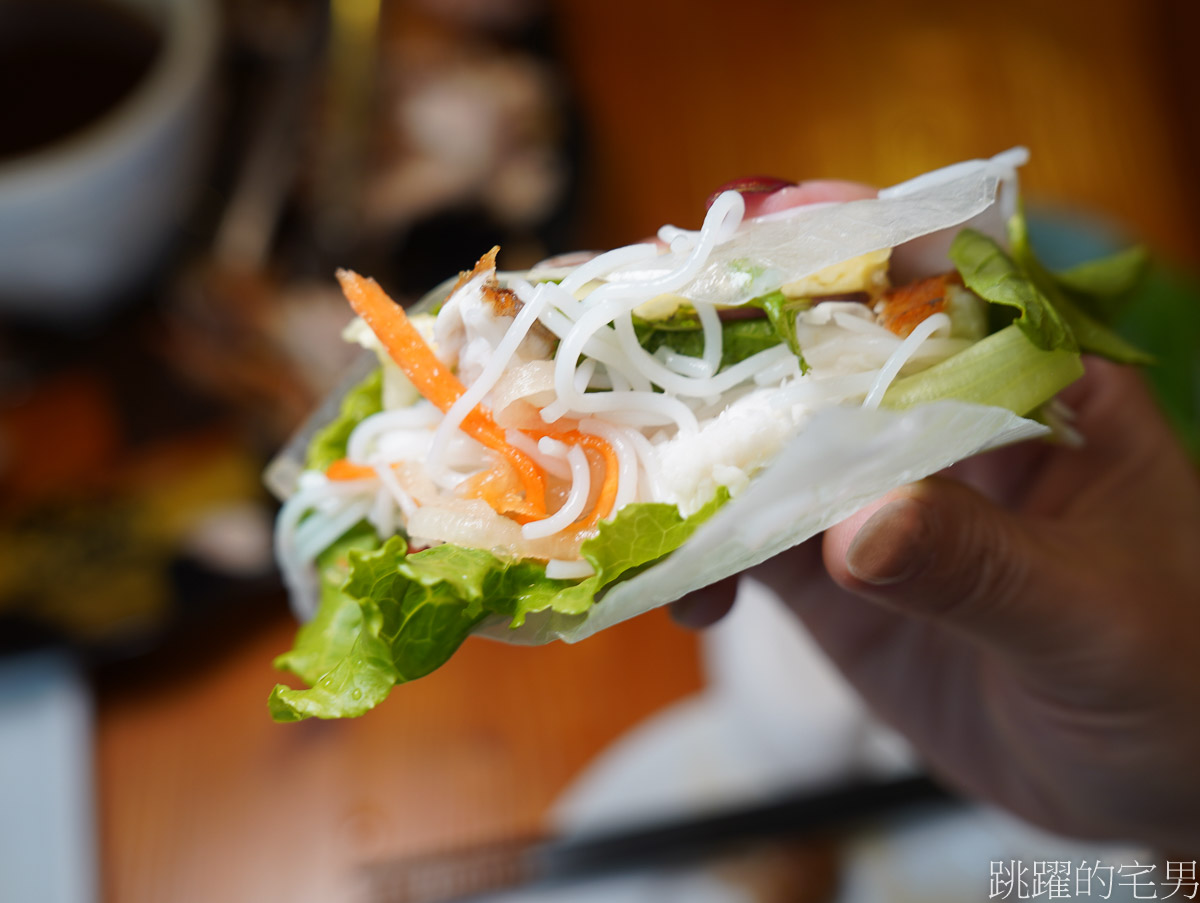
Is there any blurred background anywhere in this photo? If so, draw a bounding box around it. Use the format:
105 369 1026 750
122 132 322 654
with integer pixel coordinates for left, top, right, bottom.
0 0 1197 901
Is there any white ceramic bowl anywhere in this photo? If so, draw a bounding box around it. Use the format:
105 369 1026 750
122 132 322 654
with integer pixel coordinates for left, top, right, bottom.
0 0 218 320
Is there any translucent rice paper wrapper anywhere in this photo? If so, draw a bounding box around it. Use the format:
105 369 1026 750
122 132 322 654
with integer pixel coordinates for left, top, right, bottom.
265 148 1030 505
266 146 1043 645
474 400 1047 646
613 148 1029 306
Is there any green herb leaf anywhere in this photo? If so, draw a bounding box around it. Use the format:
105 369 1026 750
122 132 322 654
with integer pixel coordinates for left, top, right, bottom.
1007 212 1153 365
634 317 784 370
948 229 1076 352
632 308 702 334
1113 264 1200 458
751 290 810 372
1056 246 1148 317
1051 294 1156 365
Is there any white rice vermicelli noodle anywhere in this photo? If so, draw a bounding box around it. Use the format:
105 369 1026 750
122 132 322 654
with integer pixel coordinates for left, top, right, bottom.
863 312 952 410
521 443 591 540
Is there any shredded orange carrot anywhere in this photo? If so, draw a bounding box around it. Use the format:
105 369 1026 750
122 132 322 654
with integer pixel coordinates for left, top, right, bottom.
572 433 619 527
520 427 620 529
334 269 621 531
336 269 546 516
326 458 377 481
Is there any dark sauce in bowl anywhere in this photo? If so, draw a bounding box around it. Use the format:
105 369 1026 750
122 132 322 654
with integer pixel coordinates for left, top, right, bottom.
0 0 162 162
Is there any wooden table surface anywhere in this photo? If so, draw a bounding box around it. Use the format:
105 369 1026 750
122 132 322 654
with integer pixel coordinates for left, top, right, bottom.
96 602 702 902
95 1 1199 901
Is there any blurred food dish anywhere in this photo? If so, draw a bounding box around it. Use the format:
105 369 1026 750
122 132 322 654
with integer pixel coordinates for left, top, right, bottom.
0 0 218 321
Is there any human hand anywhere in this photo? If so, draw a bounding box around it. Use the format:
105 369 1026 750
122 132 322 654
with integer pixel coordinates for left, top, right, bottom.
676 354 1200 849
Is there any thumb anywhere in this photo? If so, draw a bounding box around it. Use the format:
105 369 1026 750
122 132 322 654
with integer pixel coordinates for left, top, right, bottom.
823 479 1072 661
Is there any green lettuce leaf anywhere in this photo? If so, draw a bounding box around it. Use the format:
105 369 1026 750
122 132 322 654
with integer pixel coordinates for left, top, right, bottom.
948 229 1076 353
269 490 729 721
347 542 508 678
511 486 730 625
273 521 381 687
305 368 383 472
269 539 513 721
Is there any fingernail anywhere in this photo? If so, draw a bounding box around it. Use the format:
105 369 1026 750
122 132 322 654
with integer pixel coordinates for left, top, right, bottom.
846 498 932 586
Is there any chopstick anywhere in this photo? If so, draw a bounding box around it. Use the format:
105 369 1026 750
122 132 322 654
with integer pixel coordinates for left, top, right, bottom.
360 774 956 903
